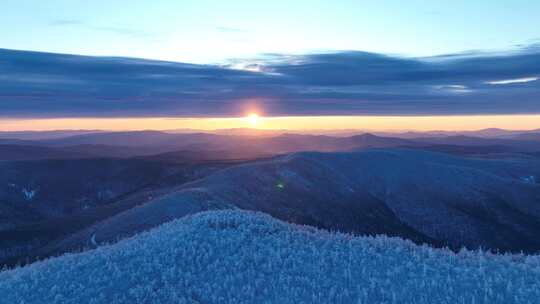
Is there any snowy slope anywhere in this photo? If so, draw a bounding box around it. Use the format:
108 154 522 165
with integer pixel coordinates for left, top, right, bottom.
43 149 540 259
1 210 539 304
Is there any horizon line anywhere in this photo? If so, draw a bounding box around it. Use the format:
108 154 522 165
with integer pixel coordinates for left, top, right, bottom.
2 114 540 132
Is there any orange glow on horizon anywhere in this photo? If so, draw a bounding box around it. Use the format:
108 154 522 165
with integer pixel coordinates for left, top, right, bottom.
1 115 540 132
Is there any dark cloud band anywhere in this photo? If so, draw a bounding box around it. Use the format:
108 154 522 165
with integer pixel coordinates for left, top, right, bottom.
0 47 539 118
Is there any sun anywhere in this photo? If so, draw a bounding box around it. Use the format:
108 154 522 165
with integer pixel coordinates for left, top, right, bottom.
247 113 260 127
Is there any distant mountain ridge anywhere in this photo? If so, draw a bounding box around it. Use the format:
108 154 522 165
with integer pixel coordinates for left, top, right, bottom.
3 130 540 161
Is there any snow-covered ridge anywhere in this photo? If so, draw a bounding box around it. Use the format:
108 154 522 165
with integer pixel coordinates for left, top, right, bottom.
37 148 540 261
1 210 539 304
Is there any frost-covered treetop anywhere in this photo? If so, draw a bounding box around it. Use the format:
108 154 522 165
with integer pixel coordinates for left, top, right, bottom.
1 210 540 304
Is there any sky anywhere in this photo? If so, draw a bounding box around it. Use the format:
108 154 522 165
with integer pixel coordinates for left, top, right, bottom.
3 0 540 63
1 1 540 130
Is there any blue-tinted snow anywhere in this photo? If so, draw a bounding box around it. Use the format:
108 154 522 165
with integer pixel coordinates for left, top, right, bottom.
1 210 539 303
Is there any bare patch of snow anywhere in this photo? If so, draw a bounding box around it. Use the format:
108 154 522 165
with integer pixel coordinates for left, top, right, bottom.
21 188 37 201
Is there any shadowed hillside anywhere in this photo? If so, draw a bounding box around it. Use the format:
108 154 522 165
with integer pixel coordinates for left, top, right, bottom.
28 149 540 266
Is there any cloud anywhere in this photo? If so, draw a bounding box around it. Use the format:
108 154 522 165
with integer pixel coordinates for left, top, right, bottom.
89 26 154 38
49 19 85 26
485 77 538 85
433 85 473 94
0 46 539 118
48 20 154 38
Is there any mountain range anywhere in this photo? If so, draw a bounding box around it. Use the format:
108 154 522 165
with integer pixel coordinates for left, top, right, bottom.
1 130 540 267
